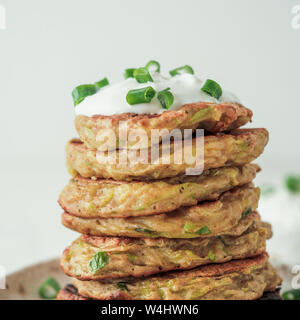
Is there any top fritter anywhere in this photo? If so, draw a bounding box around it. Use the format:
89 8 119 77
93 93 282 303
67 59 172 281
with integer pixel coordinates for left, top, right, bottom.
72 61 252 150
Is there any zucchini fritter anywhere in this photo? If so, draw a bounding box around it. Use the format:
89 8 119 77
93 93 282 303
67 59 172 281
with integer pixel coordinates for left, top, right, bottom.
59 164 259 218
57 285 282 300
61 185 260 238
61 222 271 280
66 128 268 181
75 102 252 150
71 253 282 300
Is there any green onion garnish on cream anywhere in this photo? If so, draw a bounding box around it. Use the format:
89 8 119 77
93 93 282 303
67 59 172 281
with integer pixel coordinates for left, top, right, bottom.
72 84 99 106
158 87 174 109
169 65 194 76
126 86 156 105
201 79 222 99
124 68 135 79
145 60 160 73
133 67 153 83
72 77 109 106
95 77 109 89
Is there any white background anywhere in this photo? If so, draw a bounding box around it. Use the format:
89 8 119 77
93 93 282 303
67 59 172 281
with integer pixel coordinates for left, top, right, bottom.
0 0 299 273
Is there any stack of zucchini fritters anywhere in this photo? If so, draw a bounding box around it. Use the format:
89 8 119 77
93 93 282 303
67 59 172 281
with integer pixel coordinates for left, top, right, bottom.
57 102 281 300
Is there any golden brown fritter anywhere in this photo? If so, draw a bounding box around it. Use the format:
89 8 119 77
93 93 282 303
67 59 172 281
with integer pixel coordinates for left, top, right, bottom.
57 284 89 300
57 285 282 300
71 253 282 300
59 164 259 218
61 185 260 238
75 102 252 150
66 128 268 181
60 222 271 280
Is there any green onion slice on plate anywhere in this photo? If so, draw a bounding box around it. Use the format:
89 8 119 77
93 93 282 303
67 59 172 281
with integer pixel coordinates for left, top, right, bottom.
39 277 61 299
201 79 222 99
95 77 109 89
157 87 174 109
169 65 194 76
285 175 300 193
145 60 160 73
126 86 156 105
89 252 109 273
124 68 136 79
282 289 300 300
133 67 153 83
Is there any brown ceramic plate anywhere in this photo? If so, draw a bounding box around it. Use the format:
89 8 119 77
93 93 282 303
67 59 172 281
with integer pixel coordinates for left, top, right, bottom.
0 258 291 300
0 259 68 300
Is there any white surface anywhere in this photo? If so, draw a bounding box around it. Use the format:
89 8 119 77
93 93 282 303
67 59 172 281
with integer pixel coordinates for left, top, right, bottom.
0 157 75 273
0 0 299 160
255 159 300 268
0 0 299 274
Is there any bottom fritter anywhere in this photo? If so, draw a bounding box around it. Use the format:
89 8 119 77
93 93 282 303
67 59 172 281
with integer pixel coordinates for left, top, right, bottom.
63 254 281 300
57 285 282 300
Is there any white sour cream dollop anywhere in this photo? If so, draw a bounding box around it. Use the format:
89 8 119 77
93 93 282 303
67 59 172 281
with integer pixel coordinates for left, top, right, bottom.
75 73 240 116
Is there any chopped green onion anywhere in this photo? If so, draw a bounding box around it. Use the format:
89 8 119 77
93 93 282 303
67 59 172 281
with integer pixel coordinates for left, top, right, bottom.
195 226 211 235
133 67 153 83
218 236 227 247
135 228 155 234
282 289 300 300
135 228 158 238
126 86 156 105
95 77 109 89
39 277 61 299
201 79 222 99
169 65 194 76
124 68 136 79
89 252 109 273
208 250 215 261
241 208 252 219
145 60 160 73
72 84 98 106
183 222 195 233
260 184 276 197
285 175 300 193
128 254 138 263
117 282 129 291
158 88 174 109
184 223 211 235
